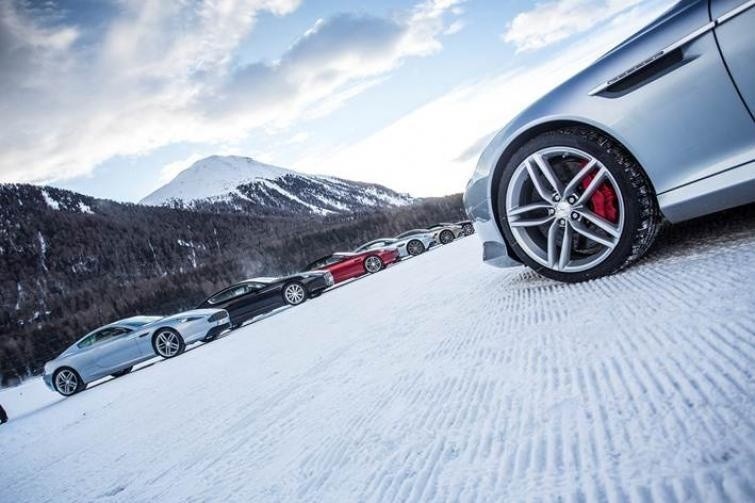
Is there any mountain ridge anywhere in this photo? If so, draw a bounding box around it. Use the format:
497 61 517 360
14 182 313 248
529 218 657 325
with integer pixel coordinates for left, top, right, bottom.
141 155 412 215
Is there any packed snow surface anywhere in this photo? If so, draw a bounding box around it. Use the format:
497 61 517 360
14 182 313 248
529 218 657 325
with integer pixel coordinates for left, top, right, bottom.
1 211 754 502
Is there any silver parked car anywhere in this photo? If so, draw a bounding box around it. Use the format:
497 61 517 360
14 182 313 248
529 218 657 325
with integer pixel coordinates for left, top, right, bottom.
356 231 435 258
465 0 754 282
43 310 230 396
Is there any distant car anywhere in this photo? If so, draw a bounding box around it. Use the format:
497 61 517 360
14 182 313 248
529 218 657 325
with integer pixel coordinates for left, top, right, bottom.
464 0 755 282
43 310 230 396
197 272 334 328
428 223 465 244
457 220 475 236
355 231 434 258
305 249 400 284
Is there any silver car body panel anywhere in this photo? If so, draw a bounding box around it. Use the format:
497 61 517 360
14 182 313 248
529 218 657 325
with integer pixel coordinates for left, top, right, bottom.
357 234 435 258
464 0 755 267
43 309 229 389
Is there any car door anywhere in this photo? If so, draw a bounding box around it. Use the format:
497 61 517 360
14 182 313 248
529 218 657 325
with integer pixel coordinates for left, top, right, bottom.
328 256 359 282
89 327 143 373
710 0 755 119
249 282 285 314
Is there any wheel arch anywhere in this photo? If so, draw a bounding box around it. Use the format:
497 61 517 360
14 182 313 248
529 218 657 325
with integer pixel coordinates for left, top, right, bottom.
52 365 86 389
488 119 658 251
151 326 181 349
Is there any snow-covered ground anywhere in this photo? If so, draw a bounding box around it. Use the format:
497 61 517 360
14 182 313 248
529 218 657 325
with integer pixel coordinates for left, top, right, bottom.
2 210 754 502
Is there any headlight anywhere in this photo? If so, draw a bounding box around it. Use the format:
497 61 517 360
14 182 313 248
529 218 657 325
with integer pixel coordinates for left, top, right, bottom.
208 311 228 322
325 272 334 285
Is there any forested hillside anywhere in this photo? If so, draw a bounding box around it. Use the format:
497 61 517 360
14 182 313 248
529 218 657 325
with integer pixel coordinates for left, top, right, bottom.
0 184 465 383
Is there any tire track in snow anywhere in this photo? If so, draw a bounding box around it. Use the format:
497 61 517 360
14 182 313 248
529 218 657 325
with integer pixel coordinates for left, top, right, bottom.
1 209 753 502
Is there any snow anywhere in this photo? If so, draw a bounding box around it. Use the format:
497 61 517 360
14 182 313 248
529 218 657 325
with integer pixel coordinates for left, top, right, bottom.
78 201 94 214
140 156 294 205
41 190 59 210
1 219 754 502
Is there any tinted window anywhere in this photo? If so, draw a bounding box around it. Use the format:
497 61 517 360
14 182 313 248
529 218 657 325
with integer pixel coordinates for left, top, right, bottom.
209 284 257 305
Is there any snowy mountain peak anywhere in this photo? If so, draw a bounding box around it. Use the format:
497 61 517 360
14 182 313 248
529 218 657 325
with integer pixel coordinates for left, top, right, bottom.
141 156 294 206
140 155 413 216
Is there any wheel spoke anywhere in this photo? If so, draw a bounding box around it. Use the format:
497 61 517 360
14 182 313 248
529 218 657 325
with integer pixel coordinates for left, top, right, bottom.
576 209 621 238
525 161 554 202
563 158 596 198
559 223 573 271
532 153 564 197
510 215 555 228
546 220 559 268
507 203 552 217
576 167 607 206
571 220 617 248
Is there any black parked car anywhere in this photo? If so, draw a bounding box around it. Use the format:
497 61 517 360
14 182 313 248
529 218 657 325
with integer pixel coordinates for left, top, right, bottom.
197 272 334 329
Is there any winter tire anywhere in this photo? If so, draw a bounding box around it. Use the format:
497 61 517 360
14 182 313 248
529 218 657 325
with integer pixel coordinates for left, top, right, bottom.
462 223 474 236
111 367 133 378
153 329 185 359
54 367 86 397
283 282 307 306
496 127 660 283
364 255 383 274
439 230 455 245
406 239 426 256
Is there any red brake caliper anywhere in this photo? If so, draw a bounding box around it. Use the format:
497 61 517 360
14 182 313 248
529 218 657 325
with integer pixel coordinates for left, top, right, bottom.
580 173 618 223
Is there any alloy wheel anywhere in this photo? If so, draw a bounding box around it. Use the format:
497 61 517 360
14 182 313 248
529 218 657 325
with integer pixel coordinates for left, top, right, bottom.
284 283 306 305
407 240 424 256
505 146 625 273
155 330 181 358
440 230 454 244
365 256 383 273
55 369 79 396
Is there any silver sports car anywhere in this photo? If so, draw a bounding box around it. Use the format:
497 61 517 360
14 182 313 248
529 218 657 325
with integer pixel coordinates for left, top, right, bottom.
464 0 754 282
356 231 435 258
43 309 230 396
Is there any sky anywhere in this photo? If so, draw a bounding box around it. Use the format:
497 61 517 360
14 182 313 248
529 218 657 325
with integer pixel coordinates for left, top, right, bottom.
0 0 675 202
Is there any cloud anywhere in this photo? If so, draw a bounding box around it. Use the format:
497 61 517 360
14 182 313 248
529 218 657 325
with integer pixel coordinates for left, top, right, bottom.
502 0 646 52
294 1 669 197
0 0 464 185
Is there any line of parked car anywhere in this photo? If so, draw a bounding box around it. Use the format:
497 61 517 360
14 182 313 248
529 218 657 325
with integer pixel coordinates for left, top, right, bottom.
42 221 474 396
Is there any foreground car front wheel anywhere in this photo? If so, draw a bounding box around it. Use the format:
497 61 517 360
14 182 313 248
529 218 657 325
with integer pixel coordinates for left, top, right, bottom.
497 127 660 282
54 368 85 396
364 256 384 273
153 329 185 359
283 282 307 306
406 239 426 256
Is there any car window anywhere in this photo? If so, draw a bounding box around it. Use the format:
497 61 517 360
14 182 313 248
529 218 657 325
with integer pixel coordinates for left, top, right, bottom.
397 230 424 239
306 257 332 270
78 327 131 348
209 284 255 304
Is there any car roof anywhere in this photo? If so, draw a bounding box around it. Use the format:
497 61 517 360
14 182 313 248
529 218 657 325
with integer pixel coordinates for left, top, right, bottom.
245 277 277 284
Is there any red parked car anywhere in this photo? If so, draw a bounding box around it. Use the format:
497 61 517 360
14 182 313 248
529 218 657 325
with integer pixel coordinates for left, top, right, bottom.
305 248 400 284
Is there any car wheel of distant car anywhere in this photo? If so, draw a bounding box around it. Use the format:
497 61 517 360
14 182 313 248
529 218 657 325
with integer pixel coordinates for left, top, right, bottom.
461 223 474 236
439 230 455 245
111 367 132 378
283 282 308 306
364 255 383 273
406 239 426 256
497 127 661 283
153 328 186 359
53 367 86 396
